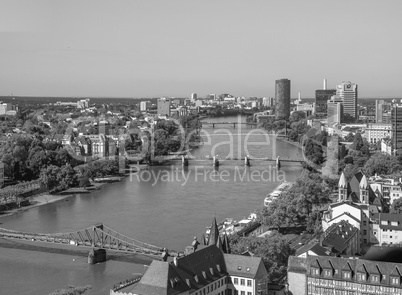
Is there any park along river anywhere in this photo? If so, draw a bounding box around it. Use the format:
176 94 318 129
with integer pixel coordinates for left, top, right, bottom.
0 115 304 295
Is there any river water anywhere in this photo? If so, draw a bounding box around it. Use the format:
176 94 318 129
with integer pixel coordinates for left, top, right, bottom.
0 116 304 295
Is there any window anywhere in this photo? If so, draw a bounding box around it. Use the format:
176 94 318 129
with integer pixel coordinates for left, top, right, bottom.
228 289 233 295
240 279 245 286
234 278 238 285
393 222 400 226
371 275 379 282
383 235 389 239
234 291 238 295
247 280 252 287
363 230 367 235
324 270 332 277
241 291 245 295
342 271 351 279
391 277 400 285
311 267 319 275
247 292 251 295
382 221 388 225
357 273 366 281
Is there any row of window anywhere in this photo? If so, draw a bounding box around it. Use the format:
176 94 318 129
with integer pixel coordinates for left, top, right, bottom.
193 278 226 295
309 272 401 285
232 278 252 287
228 289 252 295
381 221 400 226
308 277 402 292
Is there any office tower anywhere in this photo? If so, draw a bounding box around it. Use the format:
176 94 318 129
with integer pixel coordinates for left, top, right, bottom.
375 100 385 123
315 79 336 117
336 81 358 119
190 93 197 101
140 101 150 111
157 98 171 117
275 78 290 119
327 95 343 126
392 106 402 155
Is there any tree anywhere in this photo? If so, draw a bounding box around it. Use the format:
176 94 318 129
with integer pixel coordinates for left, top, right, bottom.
363 153 402 176
48 285 91 295
40 165 61 192
229 233 295 283
390 197 402 214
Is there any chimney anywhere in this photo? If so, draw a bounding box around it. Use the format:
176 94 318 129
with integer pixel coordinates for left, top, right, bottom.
323 79 327 90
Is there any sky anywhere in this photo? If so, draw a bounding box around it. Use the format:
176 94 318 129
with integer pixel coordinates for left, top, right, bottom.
1 0 402 99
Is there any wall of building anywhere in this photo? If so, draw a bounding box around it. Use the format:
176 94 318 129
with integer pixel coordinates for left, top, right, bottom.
287 272 306 295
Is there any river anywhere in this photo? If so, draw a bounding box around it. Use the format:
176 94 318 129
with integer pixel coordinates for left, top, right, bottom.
0 115 304 295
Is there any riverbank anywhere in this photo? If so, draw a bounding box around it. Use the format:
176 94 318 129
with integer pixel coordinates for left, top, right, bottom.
0 181 113 219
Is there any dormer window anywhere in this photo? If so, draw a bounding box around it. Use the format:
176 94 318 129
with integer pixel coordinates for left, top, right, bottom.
342 271 351 279
391 276 400 285
357 273 366 281
371 275 379 282
311 267 320 275
323 269 332 277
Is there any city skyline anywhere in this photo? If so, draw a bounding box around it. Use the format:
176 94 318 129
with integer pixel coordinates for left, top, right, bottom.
1 0 402 98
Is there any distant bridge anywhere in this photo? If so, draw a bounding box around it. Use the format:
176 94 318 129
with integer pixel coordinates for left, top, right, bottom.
201 121 257 128
0 223 180 257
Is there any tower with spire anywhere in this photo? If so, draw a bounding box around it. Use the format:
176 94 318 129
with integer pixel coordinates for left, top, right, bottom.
338 172 348 202
359 174 369 204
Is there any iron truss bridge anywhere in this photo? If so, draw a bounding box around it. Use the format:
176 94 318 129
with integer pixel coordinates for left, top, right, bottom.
0 223 179 257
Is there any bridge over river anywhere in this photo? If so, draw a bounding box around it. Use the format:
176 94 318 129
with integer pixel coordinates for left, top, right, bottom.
201 121 257 128
0 223 181 261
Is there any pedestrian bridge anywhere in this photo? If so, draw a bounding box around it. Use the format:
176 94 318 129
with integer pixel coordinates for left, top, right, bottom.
0 223 180 257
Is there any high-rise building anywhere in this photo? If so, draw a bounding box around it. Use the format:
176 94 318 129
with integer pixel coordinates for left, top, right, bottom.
327 95 343 126
275 78 291 119
392 106 402 155
315 89 336 117
140 101 150 111
336 81 358 119
190 93 197 101
375 99 385 123
157 98 171 117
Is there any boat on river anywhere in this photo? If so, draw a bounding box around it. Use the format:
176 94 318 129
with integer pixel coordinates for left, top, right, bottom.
263 182 293 207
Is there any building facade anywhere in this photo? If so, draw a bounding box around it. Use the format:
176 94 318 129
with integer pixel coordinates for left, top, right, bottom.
158 98 171 117
288 255 402 295
327 96 343 126
363 123 391 144
336 82 358 120
392 106 402 155
140 101 151 111
113 245 269 295
275 79 291 120
315 89 336 117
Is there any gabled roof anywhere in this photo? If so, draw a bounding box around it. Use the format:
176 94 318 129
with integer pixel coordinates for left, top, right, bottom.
360 174 368 189
131 245 227 295
322 220 359 254
339 172 347 188
131 261 190 295
224 253 267 279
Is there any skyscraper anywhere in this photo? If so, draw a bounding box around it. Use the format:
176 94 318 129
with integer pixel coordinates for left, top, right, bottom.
157 98 171 117
327 95 343 126
375 99 385 123
315 89 336 117
336 81 358 119
275 78 290 119
392 106 402 155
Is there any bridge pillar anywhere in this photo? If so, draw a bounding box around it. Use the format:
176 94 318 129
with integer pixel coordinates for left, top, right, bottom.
88 248 106 264
212 123 215 128
213 156 219 167
245 156 250 167
233 123 236 128
276 156 281 169
182 155 189 166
